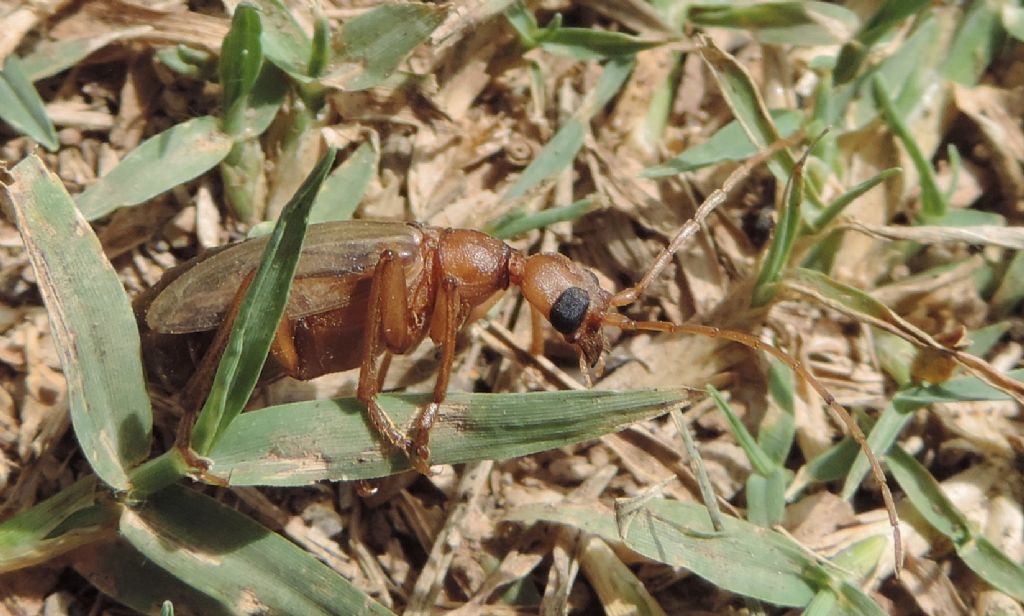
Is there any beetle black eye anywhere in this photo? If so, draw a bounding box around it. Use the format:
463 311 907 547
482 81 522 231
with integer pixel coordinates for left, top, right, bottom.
550 286 589 336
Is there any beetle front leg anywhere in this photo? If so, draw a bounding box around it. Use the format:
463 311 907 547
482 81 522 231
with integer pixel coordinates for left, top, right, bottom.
408 275 461 474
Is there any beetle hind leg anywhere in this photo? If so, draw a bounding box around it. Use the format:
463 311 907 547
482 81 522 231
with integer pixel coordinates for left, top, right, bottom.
407 275 461 474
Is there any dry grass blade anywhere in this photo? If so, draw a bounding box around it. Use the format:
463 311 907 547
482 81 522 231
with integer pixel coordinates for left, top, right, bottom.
783 269 1024 406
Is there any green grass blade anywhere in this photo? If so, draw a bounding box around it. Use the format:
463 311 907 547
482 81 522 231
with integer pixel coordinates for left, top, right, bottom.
808 168 901 233
191 149 337 455
707 386 774 476
0 56 58 151
688 2 858 46
0 477 111 572
117 485 394 614
643 110 802 177
958 536 1024 603
2 157 153 489
220 4 264 137
745 468 788 528
833 0 930 84
538 28 667 60
508 498 887 611
504 56 633 200
207 390 688 485
310 140 378 223
760 356 796 464
941 0 1004 86
322 4 448 91
486 197 594 239
871 76 946 220
76 115 233 220
697 38 797 178
892 368 1024 408
751 140 809 307
796 437 861 487
503 120 585 200
888 446 1024 600
991 252 1024 318
308 16 331 79
504 1 539 46
839 402 912 501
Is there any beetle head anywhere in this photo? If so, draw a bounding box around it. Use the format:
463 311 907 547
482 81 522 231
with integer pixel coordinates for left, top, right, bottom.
512 253 611 366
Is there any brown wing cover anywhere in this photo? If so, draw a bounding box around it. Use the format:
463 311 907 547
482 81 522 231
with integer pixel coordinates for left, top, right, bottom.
146 221 425 334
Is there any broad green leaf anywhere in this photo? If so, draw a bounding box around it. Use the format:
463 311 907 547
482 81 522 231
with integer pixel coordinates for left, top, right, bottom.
117 485 394 614
221 137 268 223
643 110 802 177
240 63 288 137
20 28 151 81
208 390 688 485
76 116 233 220
310 140 378 223
0 477 112 572
504 56 634 200
322 4 448 91
191 149 337 454
247 0 311 78
2 157 153 489
76 540 240 615
219 63 287 222
0 56 58 151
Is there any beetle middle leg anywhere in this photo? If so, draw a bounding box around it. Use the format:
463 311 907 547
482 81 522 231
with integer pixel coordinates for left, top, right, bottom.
357 249 418 461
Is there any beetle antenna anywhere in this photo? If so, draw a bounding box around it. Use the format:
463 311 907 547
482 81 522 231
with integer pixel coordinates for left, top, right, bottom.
602 312 903 574
611 131 805 308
